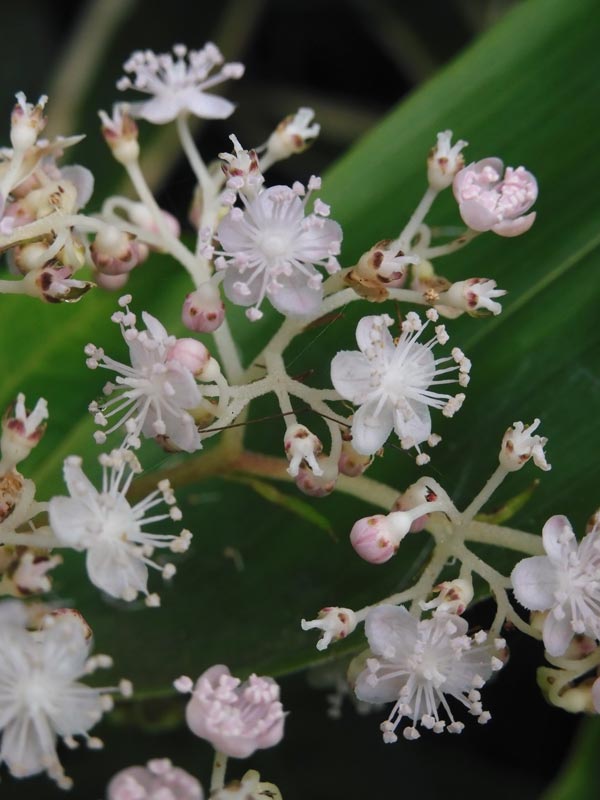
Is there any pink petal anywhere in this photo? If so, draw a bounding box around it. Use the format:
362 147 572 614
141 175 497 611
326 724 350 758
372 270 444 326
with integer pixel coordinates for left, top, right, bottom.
491 211 536 237
268 268 323 318
458 198 498 231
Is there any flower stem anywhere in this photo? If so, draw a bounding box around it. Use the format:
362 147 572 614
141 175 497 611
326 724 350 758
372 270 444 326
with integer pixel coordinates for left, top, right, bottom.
419 228 479 259
460 464 509 525
210 750 228 793
390 186 438 252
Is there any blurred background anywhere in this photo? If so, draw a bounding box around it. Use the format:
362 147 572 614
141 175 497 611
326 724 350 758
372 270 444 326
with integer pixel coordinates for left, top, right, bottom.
0 0 593 797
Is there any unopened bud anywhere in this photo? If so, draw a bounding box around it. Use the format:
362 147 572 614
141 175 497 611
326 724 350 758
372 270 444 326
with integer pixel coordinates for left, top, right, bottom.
437 278 506 317
392 477 438 532
350 511 411 564
91 226 141 275
167 338 211 377
295 457 337 497
182 283 225 333
420 579 474 615
99 104 139 164
22 264 94 303
264 107 320 165
338 436 372 477
96 272 130 291
427 130 468 191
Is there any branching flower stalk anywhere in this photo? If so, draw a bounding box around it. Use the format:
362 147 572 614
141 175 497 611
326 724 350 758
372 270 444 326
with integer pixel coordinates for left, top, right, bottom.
0 40 592 796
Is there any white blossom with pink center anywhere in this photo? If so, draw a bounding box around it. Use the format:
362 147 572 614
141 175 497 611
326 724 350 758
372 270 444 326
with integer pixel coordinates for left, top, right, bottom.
85 296 202 452
511 515 600 657
453 158 537 237
215 178 342 320
330 311 469 456
354 605 505 741
175 665 285 758
108 758 203 800
117 43 244 124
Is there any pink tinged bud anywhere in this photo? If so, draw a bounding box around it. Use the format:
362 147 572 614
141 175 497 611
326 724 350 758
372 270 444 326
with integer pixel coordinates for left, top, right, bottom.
499 419 551 472
10 92 48 151
265 107 320 164
437 277 506 317
420 579 474 615
127 202 181 243
108 758 204 800
1 393 48 466
182 665 285 759
393 478 438 533
91 226 141 275
182 283 225 333
453 158 538 237
301 606 357 651
350 512 411 564
295 458 338 497
338 439 372 477
99 104 140 165
12 552 62 595
96 271 130 291
23 264 94 303
167 338 211 377
427 130 468 191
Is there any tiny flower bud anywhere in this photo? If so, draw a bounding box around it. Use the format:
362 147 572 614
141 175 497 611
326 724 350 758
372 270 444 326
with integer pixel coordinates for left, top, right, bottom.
420 579 474 615
338 436 372 477
96 272 130 291
10 92 48 151
437 278 506 316
427 130 468 191
91 226 141 276
295 457 337 497
284 424 323 477
99 104 140 164
264 107 320 165
1 394 48 468
392 477 438 532
12 241 50 275
22 264 94 304
220 134 264 199
499 419 550 472
350 511 411 564
167 338 211 377
182 283 225 333
301 606 357 651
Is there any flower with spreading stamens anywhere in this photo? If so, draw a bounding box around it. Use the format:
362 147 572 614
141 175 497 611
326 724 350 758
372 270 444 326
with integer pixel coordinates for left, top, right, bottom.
511 515 600 656
48 449 191 605
215 177 342 320
330 310 468 456
86 296 203 452
0 606 131 789
117 43 244 124
354 605 504 741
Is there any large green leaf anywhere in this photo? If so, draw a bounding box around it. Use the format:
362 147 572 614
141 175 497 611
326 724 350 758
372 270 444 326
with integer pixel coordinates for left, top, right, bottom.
543 717 600 800
1 0 599 702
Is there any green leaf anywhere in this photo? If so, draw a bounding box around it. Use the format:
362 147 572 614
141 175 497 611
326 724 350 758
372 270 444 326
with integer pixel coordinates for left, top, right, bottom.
543 718 600 800
1 0 599 697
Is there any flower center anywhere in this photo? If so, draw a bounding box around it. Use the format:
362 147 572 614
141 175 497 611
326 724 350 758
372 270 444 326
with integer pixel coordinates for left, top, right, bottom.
260 232 290 259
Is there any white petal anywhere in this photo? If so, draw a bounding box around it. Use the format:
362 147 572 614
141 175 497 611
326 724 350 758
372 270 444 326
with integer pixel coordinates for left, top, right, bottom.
63 459 97 500
592 678 600 713
393 400 431 447
181 88 236 119
86 544 148 599
1 715 49 777
542 515 573 562
50 684 104 737
166 362 202 408
48 496 93 549
351 396 394 455
543 609 574 657
458 199 498 231
141 311 169 343
295 218 342 261
365 605 418 658
268 269 323 318
492 212 536 237
222 265 262 308
61 165 94 210
330 351 372 404
356 315 394 357
129 95 181 124
354 668 401 705
511 556 558 611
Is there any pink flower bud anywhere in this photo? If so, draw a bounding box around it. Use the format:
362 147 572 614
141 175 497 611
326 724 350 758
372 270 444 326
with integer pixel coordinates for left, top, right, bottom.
99 104 140 165
108 758 203 800
295 458 338 497
453 158 537 237
182 283 225 333
177 665 285 759
96 271 130 291
128 202 181 240
23 263 93 303
338 437 372 477
167 338 211 377
91 226 142 276
350 512 411 564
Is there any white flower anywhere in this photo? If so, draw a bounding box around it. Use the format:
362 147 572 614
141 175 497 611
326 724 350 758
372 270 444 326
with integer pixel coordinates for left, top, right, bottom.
354 605 504 740
86 296 202 452
301 606 357 651
48 450 191 605
511 515 600 656
215 178 342 320
117 43 244 124
0 607 130 789
330 311 468 456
